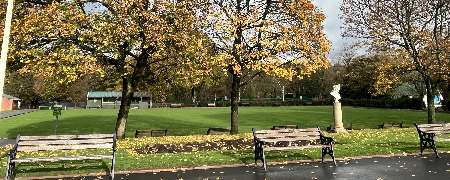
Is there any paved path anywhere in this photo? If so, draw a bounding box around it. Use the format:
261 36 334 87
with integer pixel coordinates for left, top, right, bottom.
0 139 15 146
43 153 450 180
0 109 36 119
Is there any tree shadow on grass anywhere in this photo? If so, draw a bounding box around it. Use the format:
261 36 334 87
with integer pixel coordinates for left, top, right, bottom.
6 114 221 138
204 111 328 131
6 115 116 138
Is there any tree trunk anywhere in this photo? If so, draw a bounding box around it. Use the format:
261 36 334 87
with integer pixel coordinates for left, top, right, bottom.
425 77 436 124
115 77 135 139
230 73 241 134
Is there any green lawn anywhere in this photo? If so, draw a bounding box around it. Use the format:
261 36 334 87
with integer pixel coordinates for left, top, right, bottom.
1 106 450 178
1 106 450 138
1 128 449 178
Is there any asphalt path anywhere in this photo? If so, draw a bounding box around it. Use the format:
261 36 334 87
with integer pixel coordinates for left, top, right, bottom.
43 153 450 180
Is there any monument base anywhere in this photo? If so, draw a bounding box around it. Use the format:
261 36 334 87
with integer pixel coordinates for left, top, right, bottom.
333 102 347 133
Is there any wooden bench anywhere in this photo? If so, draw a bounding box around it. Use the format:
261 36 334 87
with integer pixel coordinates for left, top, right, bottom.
378 122 403 129
5 134 116 179
135 129 168 138
326 123 353 131
414 123 450 157
207 128 230 135
252 128 336 171
271 125 298 130
170 103 182 108
207 103 216 107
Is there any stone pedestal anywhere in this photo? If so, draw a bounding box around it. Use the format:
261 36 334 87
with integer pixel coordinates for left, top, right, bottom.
333 102 346 133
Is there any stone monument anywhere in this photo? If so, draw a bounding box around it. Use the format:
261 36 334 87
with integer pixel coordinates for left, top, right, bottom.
330 84 346 133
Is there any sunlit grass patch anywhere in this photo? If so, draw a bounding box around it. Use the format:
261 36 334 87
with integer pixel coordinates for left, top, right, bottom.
1 128 450 178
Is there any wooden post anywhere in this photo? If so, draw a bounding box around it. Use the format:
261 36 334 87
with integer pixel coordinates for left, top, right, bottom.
0 0 14 112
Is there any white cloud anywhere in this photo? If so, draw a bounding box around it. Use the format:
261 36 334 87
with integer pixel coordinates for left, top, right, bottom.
313 0 349 62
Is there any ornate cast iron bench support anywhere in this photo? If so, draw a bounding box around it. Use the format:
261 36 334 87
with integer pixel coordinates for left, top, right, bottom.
414 123 450 158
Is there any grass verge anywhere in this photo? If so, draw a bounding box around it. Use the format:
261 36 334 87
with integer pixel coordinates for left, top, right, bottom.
1 128 449 178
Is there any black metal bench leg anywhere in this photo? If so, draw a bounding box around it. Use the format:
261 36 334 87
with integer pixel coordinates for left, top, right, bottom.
111 152 115 180
331 151 336 166
254 140 267 170
321 144 336 166
263 152 267 171
419 139 424 155
321 148 325 163
6 155 10 180
6 162 15 180
431 141 440 158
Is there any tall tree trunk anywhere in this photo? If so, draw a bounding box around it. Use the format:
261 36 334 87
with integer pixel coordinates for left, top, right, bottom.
230 73 241 134
425 77 436 124
115 77 135 139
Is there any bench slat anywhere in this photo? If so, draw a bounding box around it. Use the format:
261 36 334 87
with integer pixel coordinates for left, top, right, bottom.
265 145 322 151
255 128 319 134
259 137 319 143
17 143 113 152
421 128 450 133
255 132 320 137
135 129 167 137
12 155 113 163
418 123 450 128
19 134 114 141
18 138 113 146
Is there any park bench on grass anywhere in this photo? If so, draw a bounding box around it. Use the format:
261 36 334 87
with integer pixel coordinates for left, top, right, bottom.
5 134 116 180
326 123 353 132
271 125 298 130
207 103 216 107
378 122 404 129
207 128 230 135
135 129 168 138
414 123 450 158
252 128 336 171
170 103 182 108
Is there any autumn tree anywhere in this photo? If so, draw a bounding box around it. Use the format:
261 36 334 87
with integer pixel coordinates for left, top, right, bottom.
10 0 216 138
341 0 450 123
205 0 330 133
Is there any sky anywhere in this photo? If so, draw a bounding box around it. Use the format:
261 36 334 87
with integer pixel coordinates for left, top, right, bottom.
313 0 348 63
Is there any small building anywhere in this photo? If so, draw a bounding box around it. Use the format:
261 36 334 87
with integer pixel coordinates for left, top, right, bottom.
2 94 21 111
86 91 151 109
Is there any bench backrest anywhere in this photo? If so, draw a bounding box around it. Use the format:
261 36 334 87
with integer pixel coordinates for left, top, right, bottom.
15 134 116 152
207 128 230 135
271 125 298 130
415 123 450 133
135 129 167 138
382 122 403 128
253 128 322 143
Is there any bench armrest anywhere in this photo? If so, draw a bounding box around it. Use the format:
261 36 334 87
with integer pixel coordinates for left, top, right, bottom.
320 134 334 145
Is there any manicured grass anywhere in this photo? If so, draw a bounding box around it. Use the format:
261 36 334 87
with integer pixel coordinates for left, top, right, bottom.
0 106 450 138
1 128 449 178
1 106 450 178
